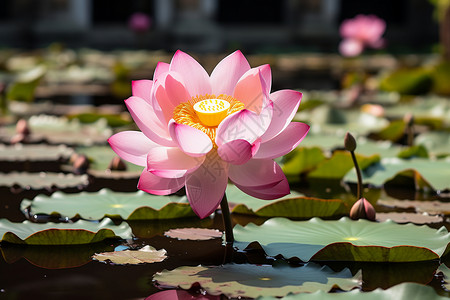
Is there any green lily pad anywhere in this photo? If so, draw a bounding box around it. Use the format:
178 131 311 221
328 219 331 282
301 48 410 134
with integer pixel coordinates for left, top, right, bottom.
415 131 450 158
75 145 143 172
378 199 450 215
344 157 450 191
370 120 406 142
281 147 326 179
226 184 347 218
153 263 361 298
20 189 195 220
234 217 450 262
438 264 450 290
0 218 132 245
379 67 433 95
307 151 380 180
376 212 444 224
0 144 74 162
0 172 89 189
258 282 448 300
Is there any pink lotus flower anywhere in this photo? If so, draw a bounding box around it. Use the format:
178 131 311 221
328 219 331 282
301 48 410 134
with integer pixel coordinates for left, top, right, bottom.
339 14 386 57
108 50 309 219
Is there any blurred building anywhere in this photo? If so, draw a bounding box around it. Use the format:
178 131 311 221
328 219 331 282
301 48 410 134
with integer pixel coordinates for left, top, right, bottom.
0 0 438 53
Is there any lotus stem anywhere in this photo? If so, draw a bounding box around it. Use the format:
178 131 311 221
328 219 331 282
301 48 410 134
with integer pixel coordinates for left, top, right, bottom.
220 192 234 245
404 113 414 147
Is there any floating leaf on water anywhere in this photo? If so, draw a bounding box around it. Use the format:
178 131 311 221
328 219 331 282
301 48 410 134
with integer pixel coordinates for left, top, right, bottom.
258 282 448 300
226 184 347 218
233 217 450 262
93 245 167 265
415 131 450 158
20 189 195 220
0 172 88 189
0 218 132 245
164 228 222 241
75 145 143 172
438 264 450 290
153 263 360 298
0 144 74 161
378 199 450 216
344 157 450 191
376 212 444 224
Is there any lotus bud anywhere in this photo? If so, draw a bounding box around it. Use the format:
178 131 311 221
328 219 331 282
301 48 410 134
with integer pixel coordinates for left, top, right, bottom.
10 119 31 144
73 154 90 174
350 198 376 221
403 113 414 127
108 156 127 171
344 132 357 152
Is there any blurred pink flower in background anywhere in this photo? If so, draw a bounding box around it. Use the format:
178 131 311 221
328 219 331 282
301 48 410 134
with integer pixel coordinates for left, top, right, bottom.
108 50 309 219
339 14 386 57
128 12 152 33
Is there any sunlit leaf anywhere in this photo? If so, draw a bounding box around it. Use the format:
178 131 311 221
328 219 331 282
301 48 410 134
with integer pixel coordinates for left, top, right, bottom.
376 212 444 224
379 67 433 95
344 157 450 191
438 264 450 290
234 217 450 262
75 145 143 172
153 263 360 298
415 131 450 158
258 282 448 299
0 218 132 245
281 147 326 179
0 172 88 189
164 228 222 240
378 199 450 215
93 245 167 265
21 189 195 220
227 184 347 218
307 151 379 180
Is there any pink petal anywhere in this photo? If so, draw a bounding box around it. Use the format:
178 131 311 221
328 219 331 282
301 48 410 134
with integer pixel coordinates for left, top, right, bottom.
217 139 258 165
108 131 158 166
257 64 272 95
138 168 185 195
153 62 169 79
254 122 310 159
210 50 250 95
147 147 205 177
216 109 265 147
125 96 174 146
261 89 303 142
169 50 211 97
339 38 364 57
228 158 285 189
185 152 229 219
235 178 290 200
233 68 269 114
132 80 152 103
154 72 190 123
169 120 213 157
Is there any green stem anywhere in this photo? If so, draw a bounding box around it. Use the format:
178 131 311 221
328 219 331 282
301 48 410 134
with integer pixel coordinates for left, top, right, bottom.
220 192 234 245
350 151 363 199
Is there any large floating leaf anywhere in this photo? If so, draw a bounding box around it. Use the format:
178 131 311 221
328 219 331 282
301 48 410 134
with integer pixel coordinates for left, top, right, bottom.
307 151 379 180
376 212 444 224
234 217 450 262
438 264 450 290
415 131 450 158
0 172 89 189
344 157 450 191
21 189 195 220
0 218 132 245
226 184 347 218
75 145 143 172
153 263 360 298
281 147 326 178
93 245 167 265
0 144 74 161
379 67 433 95
378 199 450 215
258 282 448 300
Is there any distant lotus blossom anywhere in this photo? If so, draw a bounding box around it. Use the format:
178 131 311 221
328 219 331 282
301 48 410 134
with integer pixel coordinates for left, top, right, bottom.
339 14 386 57
128 12 151 33
108 50 309 219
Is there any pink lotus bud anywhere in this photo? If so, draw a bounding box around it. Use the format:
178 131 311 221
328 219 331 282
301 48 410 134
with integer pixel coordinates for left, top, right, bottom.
108 156 127 171
350 198 376 221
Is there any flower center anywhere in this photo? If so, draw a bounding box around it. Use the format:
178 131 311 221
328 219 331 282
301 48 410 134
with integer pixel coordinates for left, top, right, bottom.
173 94 244 144
193 99 230 127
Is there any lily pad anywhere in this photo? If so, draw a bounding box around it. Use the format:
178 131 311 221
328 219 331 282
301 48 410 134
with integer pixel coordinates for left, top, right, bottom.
21 189 195 220
438 264 450 290
378 199 450 215
415 131 450 158
344 157 450 191
234 217 450 262
75 145 143 172
226 184 347 218
307 151 380 180
93 245 167 265
258 282 448 300
0 143 74 161
281 147 326 178
164 228 222 240
153 263 361 298
0 218 132 245
376 212 444 224
0 172 89 189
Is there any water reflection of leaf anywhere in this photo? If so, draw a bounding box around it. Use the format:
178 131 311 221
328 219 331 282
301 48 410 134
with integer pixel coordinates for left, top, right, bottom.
1 242 115 269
